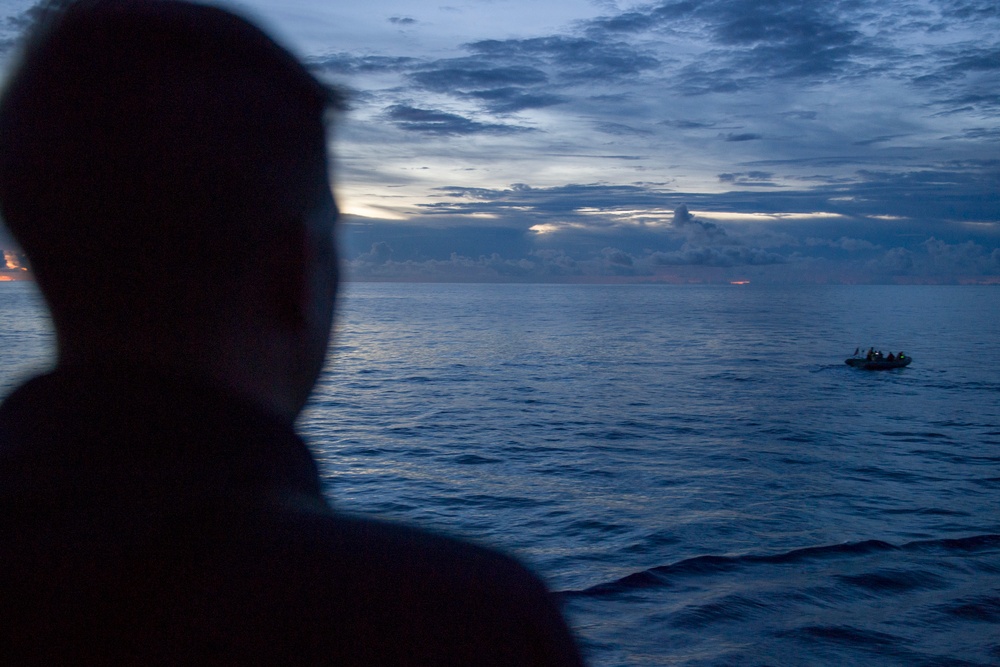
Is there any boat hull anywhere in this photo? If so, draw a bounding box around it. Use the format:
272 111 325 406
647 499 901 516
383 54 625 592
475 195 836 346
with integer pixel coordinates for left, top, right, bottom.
845 357 912 370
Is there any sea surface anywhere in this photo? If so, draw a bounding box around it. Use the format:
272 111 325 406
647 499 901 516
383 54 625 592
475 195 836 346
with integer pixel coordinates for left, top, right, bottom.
2 281 999 666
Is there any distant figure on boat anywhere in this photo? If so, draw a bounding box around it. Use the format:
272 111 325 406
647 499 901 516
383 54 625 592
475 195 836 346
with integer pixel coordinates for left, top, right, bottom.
846 348 912 370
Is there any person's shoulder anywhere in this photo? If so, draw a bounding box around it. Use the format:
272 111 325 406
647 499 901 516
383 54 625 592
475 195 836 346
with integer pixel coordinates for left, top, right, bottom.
249 508 585 666
319 511 553 606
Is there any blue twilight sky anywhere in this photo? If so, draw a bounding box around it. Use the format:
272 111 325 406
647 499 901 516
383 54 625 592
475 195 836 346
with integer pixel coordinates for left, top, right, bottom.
0 0 998 283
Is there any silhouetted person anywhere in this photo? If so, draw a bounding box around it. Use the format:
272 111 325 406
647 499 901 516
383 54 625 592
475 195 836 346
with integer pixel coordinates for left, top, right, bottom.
0 1 584 664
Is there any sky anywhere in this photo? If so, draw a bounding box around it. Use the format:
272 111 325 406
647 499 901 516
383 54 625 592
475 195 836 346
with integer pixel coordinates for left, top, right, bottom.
0 0 998 283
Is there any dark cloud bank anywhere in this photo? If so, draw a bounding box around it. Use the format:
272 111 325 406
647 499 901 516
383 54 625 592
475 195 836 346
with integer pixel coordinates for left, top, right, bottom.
341 197 1000 284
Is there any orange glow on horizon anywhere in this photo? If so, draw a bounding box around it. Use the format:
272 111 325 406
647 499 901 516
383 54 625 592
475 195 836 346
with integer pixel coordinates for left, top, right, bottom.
1 250 31 280
4 250 23 270
731 280 750 285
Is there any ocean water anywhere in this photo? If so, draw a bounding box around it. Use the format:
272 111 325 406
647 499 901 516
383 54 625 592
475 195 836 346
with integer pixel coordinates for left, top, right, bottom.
2 281 999 665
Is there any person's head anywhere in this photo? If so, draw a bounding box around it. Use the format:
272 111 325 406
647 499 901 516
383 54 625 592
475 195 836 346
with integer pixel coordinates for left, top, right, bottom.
0 0 342 417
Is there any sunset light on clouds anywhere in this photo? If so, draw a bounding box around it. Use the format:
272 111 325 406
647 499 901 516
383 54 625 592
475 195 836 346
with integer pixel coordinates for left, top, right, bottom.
0 0 997 283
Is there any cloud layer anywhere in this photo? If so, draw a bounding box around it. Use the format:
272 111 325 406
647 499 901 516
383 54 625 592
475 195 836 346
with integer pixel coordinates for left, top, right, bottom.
306 0 999 282
1 0 997 283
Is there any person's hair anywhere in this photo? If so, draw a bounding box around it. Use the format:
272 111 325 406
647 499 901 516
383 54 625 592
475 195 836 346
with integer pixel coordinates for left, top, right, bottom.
0 0 341 323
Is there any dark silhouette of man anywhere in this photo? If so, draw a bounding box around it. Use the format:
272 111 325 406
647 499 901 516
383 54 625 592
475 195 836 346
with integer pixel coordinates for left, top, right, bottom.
0 1 584 664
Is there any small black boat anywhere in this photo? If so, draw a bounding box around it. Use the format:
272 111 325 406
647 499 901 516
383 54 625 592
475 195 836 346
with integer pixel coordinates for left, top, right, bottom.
845 355 911 370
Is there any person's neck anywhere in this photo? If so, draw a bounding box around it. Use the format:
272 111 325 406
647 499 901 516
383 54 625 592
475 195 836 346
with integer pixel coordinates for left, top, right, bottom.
57 334 303 426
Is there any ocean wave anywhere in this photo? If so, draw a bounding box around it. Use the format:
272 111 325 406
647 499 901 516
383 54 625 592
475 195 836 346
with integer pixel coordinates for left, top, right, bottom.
561 534 1000 598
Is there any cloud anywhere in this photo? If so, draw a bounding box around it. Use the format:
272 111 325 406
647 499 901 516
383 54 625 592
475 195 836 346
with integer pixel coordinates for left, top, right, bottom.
833 167 1000 224
851 134 910 146
418 182 675 220
671 205 733 244
337 198 1000 282
595 121 653 136
466 36 660 81
0 2 44 55
409 62 548 92
401 59 568 113
344 245 644 283
910 40 1000 113
357 241 393 264
660 119 720 129
312 30 660 122
953 127 1000 141
384 104 532 135
404 170 998 247
601 247 633 266
388 16 416 25
852 237 1000 282
806 237 880 251
649 245 788 267
937 92 1000 113
705 2 867 79
310 53 416 75
4 2 43 31
919 237 1000 273
586 11 658 34
938 0 1000 22
577 0 879 94
341 204 797 278
466 87 566 112
781 110 818 120
718 171 778 187
946 45 1000 73
3 249 27 270
346 251 548 282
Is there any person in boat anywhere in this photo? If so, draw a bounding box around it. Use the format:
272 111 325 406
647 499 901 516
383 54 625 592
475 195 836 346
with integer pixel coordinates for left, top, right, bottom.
887 352 895 361
0 1 583 664
866 347 875 361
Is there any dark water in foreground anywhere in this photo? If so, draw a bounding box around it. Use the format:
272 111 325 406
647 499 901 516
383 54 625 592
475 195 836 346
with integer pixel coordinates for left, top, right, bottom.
2 282 999 665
